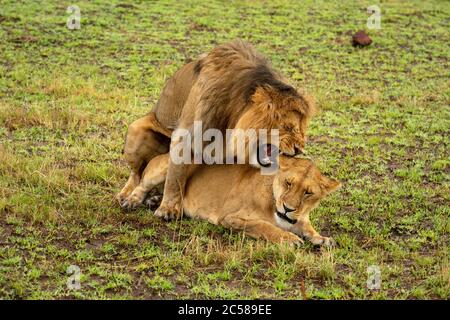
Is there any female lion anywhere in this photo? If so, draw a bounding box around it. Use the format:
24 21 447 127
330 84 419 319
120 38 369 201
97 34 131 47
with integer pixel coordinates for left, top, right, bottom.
123 154 341 246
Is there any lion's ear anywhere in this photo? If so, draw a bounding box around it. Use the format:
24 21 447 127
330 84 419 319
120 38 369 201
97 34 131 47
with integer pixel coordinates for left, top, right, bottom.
278 156 295 171
252 87 273 109
320 176 341 194
292 93 317 118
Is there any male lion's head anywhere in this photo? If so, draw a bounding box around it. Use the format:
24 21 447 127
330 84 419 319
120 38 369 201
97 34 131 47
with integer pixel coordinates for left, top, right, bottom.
272 156 341 223
235 81 316 159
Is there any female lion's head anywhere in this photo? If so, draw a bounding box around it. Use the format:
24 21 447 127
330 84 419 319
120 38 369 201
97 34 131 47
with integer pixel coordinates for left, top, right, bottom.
272 156 341 224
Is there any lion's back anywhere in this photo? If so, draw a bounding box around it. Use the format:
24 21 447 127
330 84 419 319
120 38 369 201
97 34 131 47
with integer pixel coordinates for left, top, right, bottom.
152 40 281 132
152 60 199 130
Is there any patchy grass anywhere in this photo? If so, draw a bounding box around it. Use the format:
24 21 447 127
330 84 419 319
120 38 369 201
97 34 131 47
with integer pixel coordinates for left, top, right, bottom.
0 0 449 299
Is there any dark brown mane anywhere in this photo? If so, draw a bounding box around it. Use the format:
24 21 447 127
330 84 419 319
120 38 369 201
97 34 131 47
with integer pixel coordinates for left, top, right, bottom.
238 64 300 104
193 60 203 75
195 40 309 132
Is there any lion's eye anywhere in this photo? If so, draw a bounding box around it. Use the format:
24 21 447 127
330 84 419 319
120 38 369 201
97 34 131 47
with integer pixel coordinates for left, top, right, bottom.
285 180 292 187
304 191 313 196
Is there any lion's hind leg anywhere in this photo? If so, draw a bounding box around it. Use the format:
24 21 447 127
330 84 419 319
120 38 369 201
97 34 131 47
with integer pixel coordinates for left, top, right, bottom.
121 153 170 210
117 113 170 207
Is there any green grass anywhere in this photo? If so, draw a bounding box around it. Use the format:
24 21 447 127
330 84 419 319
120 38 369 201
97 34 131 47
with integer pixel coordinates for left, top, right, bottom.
0 0 449 299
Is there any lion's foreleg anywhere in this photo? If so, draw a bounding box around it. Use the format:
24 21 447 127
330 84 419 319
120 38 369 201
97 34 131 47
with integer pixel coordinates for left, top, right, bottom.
154 159 189 220
220 212 303 245
292 218 335 247
154 89 200 220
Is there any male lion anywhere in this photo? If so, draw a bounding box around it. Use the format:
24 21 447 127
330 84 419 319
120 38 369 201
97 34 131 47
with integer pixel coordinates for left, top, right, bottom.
117 40 316 220
124 153 341 245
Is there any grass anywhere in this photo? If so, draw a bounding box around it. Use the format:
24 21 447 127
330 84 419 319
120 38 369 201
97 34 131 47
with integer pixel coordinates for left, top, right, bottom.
0 0 449 299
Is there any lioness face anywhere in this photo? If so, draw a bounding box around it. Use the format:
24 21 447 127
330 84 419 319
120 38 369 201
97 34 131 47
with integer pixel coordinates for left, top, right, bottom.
273 158 341 223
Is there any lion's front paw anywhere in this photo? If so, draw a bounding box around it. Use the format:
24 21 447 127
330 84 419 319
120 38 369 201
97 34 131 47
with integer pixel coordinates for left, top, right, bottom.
281 233 304 247
120 188 146 211
310 236 335 247
154 203 182 221
116 192 128 208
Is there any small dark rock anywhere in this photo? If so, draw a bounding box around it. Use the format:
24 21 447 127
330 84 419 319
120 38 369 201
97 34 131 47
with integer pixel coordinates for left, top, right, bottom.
352 30 372 47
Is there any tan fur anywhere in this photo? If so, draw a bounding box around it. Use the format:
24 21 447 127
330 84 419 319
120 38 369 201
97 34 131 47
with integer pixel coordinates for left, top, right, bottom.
126 154 341 246
117 40 316 219
116 113 171 204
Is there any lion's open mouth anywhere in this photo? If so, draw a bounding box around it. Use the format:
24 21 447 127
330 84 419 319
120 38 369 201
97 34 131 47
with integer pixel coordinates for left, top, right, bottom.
257 143 276 167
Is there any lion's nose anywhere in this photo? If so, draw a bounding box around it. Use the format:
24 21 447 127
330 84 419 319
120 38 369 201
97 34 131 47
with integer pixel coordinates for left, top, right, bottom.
283 203 295 213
